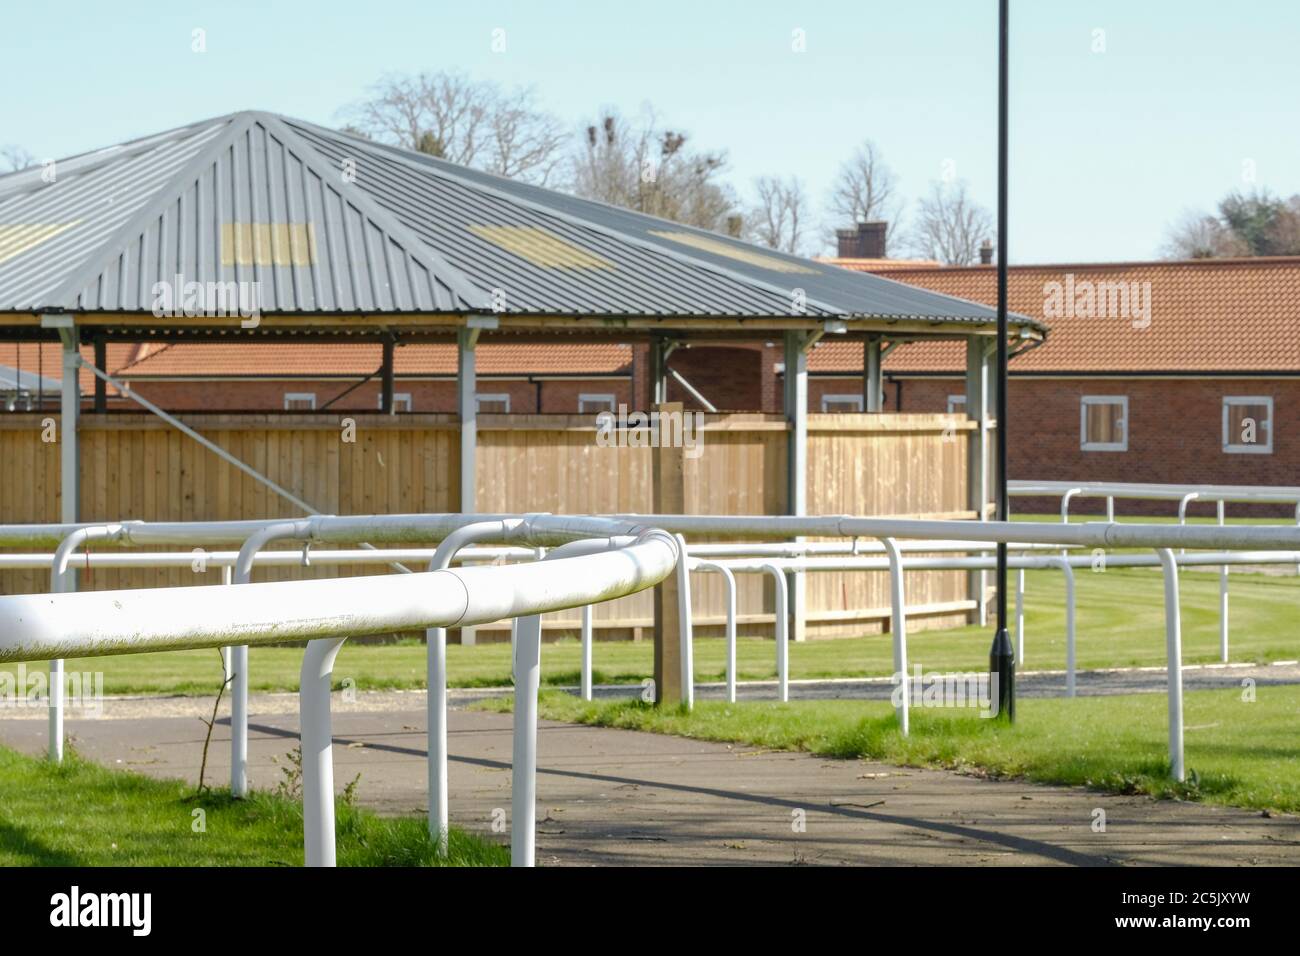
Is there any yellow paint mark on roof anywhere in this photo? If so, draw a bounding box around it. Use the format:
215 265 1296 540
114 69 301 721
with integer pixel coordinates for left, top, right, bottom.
469 225 614 270
221 222 317 267
649 230 819 274
0 221 82 265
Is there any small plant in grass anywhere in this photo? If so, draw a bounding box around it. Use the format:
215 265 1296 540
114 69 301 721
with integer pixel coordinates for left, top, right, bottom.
273 746 303 800
195 648 235 796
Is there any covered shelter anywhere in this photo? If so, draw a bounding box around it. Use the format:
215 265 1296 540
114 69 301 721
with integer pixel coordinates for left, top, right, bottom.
0 110 1044 638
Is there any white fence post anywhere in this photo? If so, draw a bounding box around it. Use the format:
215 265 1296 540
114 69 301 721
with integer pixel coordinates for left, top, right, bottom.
881 537 909 736
677 534 694 711
1156 548 1185 782
1217 500 1229 662
580 603 593 701
511 613 543 867
762 564 789 702
1015 566 1025 665
301 636 347 867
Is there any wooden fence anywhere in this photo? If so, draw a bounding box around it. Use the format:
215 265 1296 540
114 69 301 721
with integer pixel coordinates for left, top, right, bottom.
0 411 976 639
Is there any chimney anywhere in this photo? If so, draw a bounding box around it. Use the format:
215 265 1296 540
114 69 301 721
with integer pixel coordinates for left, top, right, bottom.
725 215 743 239
835 220 887 259
979 240 994 265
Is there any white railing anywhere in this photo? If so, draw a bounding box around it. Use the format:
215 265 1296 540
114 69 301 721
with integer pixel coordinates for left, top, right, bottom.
0 514 679 868
4 512 1299 864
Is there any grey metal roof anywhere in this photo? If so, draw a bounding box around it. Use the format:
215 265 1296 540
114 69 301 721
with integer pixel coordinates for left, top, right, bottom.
0 110 1042 329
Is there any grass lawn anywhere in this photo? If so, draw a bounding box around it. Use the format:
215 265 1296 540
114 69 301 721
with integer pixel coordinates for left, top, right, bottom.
0 744 508 866
5 562 1296 696
477 684 1300 813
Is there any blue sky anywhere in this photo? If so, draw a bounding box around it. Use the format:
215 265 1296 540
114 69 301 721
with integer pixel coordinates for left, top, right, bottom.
2 0 1297 263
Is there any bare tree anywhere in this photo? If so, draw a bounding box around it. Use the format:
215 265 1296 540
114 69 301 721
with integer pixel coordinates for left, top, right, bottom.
342 71 568 185
1162 210 1251 259
907 181 994 265
827 140 902 241
0 144 35 172
568 108 739 232
1163 190 1300 258
746 175 809 254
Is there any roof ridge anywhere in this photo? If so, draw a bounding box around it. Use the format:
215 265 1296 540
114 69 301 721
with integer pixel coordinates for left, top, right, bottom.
44 113 251 309
251 112 494 312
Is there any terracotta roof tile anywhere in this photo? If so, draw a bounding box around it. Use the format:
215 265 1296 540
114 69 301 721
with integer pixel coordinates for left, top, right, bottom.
820 257 1300 374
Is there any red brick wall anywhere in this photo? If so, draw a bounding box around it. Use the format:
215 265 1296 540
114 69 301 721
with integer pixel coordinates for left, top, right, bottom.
122 377 630 414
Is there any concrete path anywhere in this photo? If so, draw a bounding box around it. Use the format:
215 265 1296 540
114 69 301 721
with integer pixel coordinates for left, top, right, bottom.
2 691 1298 866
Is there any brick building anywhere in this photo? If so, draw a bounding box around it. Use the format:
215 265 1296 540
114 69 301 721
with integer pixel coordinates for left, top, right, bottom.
812 256 1300 514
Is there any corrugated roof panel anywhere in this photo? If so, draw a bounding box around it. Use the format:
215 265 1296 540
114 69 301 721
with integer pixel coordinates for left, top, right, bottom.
0 110 1040 328
63 115 477 314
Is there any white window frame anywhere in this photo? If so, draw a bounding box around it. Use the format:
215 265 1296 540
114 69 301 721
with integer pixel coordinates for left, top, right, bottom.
946 394 967 414
377 392 413 412
475 392 511 413
1079 395 1128 452
578 393 616 414
283 392 317 410
1222 395 1273 454
820 393 864 412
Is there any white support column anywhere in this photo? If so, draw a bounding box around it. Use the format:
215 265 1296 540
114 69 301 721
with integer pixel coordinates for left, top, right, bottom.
457 327 478 514
45 314 78 763
511 613 543 867
783 331 808 644
964 336 991 624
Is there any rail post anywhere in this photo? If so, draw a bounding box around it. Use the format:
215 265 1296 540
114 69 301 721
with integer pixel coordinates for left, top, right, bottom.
1156 548 1185 782
881 538 909 735
511 613 543 867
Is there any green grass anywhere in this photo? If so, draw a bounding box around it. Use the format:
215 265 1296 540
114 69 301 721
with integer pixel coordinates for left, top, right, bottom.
0 744 508 866
6 562 1296 697
478 685 1300 813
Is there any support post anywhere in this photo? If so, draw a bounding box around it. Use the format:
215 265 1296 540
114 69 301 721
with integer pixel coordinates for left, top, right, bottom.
93 336 107 413
863 336 883 412
511 613 543 867
783 331 808 644
301 636 346 867
964 336 991 623
49 315 78 762
1157 548 1185 782
457 327 477 513
652 401 686 706
580 604 593 701
380 338 395 415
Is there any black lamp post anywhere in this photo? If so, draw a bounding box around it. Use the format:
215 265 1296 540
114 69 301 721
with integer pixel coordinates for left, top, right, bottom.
989 0 1016 722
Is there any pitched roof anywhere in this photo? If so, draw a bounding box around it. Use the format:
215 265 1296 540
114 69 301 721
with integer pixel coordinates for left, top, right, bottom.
115 342 632 377
818 257 1300 374
0 111 1040 329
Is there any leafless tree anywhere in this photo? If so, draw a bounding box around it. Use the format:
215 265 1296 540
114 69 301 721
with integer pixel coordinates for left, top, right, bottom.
1162 210 1251 259
342 71 569 185
907 180 994 265
827 140 902 242
568 108 739 232
0 144 35 172
746 175 809 254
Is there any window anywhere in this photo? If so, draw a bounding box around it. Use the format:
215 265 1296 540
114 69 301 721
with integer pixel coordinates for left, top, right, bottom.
475 393 510 414
946 394 967 414
578 393 616 414
377 392 413 412
821 394 864 412
1223 396 1273 454
1080 396 1127 451
283 392 316 411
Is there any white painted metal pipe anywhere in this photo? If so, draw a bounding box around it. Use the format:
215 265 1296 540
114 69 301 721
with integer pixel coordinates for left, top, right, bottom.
1218 500 1229 662
687 561 739 703
511 613 543 867
882 538 908 736
1015 566 1025 665
48 524 127 762
300 636 346 867
1052 558 1077 697
761 563 789 703
1157 548 1185 782
677 534 695 711
580 603 593 702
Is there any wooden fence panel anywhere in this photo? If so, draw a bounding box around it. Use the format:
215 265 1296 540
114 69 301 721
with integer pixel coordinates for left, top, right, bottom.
0 411 973 638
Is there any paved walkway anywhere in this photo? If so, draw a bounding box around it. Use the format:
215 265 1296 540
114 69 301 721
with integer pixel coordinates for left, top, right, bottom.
2 686 1298 866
